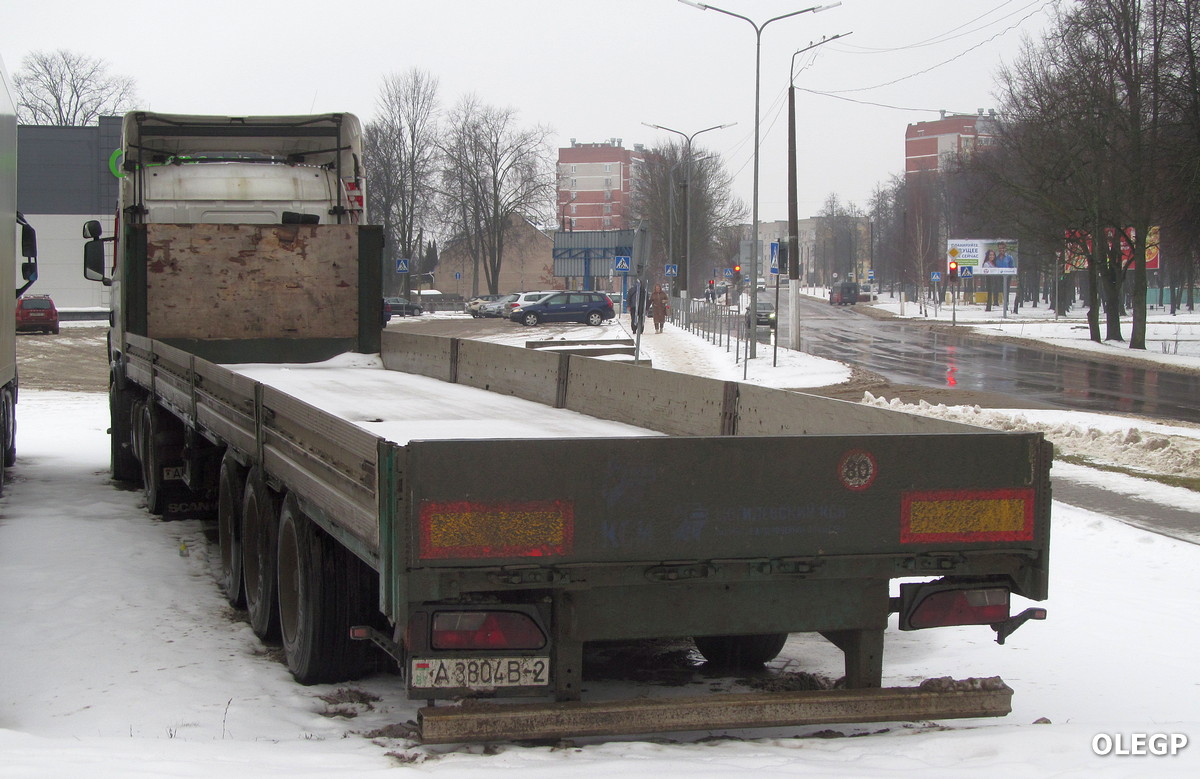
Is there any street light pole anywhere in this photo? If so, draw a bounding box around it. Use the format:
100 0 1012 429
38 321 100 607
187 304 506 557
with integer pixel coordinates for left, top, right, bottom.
679 0 840 366
787 34 848 352
642 121 734 304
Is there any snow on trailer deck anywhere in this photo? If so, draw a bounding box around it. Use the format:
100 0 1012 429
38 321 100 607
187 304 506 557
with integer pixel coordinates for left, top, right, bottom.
231 352 663 445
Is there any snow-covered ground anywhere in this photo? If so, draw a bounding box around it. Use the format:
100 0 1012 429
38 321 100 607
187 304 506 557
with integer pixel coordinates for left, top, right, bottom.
863 287 1200 368
1 306 1198 776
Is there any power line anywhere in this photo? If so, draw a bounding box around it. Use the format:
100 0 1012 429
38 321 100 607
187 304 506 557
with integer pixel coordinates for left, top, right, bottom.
819 0 1057 94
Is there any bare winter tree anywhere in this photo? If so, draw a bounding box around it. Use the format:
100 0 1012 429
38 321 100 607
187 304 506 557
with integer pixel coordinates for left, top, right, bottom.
439 96 555 295
14 50 137 126
632 141 746 295
980 0 1185 348
363 68 441 296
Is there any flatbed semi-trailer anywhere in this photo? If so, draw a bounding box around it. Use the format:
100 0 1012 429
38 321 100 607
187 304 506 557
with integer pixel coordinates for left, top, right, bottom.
84 111 1051 743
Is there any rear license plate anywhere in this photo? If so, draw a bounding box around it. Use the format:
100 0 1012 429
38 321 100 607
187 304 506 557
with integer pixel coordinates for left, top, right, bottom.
410 656 550 690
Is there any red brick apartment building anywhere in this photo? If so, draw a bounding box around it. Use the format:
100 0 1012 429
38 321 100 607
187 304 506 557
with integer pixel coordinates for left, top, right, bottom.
557 139 645 231
905 110 998 176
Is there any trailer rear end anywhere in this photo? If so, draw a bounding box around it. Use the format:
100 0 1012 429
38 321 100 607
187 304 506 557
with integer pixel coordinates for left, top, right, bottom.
126 329 1049 742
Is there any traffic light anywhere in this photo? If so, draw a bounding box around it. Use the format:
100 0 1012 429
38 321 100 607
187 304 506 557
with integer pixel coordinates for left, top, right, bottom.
947 260 959 281
732 263 742 285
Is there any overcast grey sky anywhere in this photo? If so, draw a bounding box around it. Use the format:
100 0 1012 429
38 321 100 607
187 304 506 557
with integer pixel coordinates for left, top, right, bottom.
2 0 1058 223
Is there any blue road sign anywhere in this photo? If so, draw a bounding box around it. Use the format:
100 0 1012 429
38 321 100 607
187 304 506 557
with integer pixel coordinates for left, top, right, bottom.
724 268 733 277
931 271 942 281
959 266 974 279
868 269 875 280
664 264 678 277
396 258 410 273
614 256 631 273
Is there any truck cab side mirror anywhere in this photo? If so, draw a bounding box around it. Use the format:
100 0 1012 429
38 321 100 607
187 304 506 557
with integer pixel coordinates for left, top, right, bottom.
82 220 112 285
21 218 37 260
15 212 39 297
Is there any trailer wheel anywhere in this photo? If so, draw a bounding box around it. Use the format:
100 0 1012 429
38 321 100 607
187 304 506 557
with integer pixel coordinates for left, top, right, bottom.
242 467 280 641
693 633 789 669
277 494 365 684
217 453 246 607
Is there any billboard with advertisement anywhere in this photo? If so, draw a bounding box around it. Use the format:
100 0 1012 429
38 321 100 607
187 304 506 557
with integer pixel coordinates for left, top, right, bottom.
947 239 1018 276
1064 227 1160 271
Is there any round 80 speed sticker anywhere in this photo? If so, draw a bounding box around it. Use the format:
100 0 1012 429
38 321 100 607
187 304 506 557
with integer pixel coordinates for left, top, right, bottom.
838 449 877 491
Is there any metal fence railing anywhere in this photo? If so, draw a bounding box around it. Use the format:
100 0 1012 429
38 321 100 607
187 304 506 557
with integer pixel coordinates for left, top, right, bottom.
665 296 775 364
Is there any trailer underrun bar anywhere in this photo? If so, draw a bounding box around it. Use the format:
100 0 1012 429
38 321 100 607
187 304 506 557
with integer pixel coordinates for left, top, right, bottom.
417 677 1014 744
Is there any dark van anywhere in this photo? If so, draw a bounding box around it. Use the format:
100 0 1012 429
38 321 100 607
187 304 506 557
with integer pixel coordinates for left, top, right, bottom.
830 281 859 306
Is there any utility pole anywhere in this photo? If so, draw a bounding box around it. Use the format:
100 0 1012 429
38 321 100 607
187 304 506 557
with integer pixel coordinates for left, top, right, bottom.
787 33 848 352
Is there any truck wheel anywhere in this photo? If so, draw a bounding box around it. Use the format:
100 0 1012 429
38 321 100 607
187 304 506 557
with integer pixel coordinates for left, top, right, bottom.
141 404 184 515
1 386 15 469
217 453 246 607
109 380 141 483
693 633 788 669
277 493 363 684
242 467 280 641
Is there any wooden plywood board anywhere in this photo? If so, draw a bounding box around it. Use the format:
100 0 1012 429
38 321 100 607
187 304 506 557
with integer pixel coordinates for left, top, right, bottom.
145 223 360 340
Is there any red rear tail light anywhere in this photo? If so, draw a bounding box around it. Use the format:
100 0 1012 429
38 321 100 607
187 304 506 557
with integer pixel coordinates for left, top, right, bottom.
431 611 546 650
903 586 1010 629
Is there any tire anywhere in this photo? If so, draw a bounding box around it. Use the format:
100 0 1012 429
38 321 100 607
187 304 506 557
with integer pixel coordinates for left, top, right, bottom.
242 467 281 641
521 312 540 327
277 493 374 684
109 380 141 483
586 311 604 327
141 404 184 516
1 386 16 468
217 453 246 607
693 633 789 669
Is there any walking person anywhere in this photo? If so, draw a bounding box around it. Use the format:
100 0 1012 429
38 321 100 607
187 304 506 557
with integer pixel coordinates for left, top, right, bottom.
649 283 669 333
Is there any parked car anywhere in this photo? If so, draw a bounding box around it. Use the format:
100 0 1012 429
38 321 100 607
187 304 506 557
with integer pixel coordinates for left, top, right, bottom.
499 291 554 319
382 299 392 325
510 291 615 327
479 293 518 318
384 296 423 316
745 300 777 329
465 294 502 317
15 294 59 334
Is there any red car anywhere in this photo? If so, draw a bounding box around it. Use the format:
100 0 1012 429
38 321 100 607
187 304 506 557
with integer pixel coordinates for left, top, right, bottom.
16 294 59 334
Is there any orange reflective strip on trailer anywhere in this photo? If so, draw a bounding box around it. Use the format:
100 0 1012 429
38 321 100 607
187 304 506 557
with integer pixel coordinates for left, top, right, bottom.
900 488 1035 544
418 500 575 559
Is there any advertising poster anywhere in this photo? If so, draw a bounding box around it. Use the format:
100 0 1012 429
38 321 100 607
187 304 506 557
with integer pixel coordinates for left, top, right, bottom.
1063 227 1160 271
947 239 1018 276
